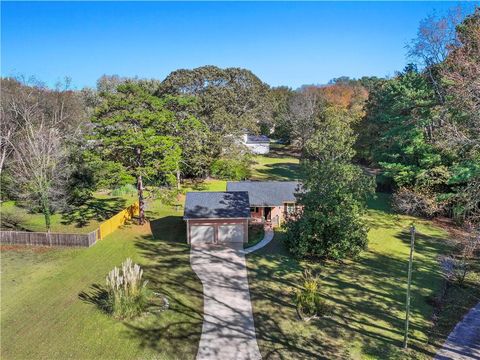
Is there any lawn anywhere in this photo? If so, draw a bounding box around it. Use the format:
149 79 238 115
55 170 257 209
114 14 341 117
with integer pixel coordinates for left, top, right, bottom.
251 144 300 181
0 192 137 233
247 193 455 359
0 199 203 360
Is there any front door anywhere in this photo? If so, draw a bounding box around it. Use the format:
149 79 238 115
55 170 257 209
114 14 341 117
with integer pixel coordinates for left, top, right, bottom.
264 207 272 221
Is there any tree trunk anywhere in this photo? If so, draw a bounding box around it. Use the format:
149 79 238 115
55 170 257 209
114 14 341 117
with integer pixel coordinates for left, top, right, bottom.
176 168 181 191
137 175 145 225
41 194 51 231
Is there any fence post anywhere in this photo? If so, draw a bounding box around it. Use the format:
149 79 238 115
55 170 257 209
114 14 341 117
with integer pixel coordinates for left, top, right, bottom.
403 225 415 349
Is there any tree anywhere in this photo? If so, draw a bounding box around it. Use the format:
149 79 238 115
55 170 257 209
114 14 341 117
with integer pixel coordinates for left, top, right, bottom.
159 66 272 154
10 120 70 231
288 86 323 148
270 86 295 142
285 107 375 260
407 7 465 103
91 82 182 224
1 77 86 214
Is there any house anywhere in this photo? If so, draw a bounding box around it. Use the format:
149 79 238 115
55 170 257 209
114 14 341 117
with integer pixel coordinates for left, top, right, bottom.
184 191 250 244
184 181 301 244
227 181 300 227
241 134 270 154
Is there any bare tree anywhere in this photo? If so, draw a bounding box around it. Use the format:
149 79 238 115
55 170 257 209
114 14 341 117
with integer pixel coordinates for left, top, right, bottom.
407 6 465 103
1 76 84 229
288 86 323 148
10 119 70 231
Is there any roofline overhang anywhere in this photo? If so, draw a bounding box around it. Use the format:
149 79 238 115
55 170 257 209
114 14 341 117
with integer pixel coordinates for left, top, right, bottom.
183 217 251 221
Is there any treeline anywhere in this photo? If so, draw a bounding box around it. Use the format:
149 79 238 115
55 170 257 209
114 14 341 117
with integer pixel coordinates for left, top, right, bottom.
1 7 477 229
356 8 479 226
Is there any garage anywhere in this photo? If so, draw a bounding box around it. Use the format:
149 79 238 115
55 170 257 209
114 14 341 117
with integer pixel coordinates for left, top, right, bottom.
184 191 250 244
218 224 244 243
190 225 215 244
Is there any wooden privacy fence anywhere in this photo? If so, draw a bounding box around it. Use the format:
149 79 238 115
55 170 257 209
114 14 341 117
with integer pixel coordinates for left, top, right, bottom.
98 201 139 240
0 201 139 247
0 230 97 247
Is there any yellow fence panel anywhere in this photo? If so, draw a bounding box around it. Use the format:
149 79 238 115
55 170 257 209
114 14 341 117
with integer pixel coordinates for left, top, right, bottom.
98 201 140 240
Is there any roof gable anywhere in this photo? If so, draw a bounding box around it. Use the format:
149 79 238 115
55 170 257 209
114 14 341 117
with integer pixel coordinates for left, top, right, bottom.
226 181 300 206
183 191 250 219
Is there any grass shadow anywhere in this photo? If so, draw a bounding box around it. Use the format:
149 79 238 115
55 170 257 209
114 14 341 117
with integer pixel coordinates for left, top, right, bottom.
61 196 128 228
78 283 111 314
116 215 203 358
255 162 300 181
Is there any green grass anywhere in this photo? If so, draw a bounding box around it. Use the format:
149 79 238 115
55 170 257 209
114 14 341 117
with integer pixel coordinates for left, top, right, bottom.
0 192 137 233
181 178 226 192
1 200 203 360
247 193 454 359
251 145 300 181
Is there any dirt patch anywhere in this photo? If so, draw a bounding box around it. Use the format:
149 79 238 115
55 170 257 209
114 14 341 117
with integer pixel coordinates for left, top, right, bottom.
0 245 53 253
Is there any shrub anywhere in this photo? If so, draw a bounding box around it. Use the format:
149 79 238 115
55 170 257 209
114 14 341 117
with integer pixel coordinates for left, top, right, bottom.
105 258 150 319
210 158 251 180
392 187 443 218
294 270 332 321
110 184 137 197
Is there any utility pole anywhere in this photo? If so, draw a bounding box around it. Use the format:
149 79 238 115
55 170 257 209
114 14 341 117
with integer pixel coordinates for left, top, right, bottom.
403 224 416 349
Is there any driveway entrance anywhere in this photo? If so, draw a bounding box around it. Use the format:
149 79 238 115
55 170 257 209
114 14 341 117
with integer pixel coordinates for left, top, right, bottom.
190 243 261 360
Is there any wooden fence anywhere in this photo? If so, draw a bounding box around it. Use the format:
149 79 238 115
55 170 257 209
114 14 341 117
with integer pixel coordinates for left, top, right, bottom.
0 230 97 247
0 201 140 247
98 201 139 240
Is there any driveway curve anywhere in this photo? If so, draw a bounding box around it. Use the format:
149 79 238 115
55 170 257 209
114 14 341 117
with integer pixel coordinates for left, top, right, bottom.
435 301 480 360
190 243 262 360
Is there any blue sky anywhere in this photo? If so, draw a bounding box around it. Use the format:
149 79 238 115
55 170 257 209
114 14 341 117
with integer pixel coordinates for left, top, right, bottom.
0 1 471 89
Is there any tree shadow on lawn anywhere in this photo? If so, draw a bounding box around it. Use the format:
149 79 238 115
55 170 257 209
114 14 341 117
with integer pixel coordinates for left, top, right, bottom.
125 216 203 358
61 196 128 229
254 163 300 181
248 230 447 359
78 215 203 359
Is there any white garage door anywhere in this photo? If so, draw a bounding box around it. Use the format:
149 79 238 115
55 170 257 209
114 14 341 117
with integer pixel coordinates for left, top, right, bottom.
218 224 244 243
190 225 215 244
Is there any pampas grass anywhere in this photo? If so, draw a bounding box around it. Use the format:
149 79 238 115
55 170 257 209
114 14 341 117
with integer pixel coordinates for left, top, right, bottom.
106 258 149 319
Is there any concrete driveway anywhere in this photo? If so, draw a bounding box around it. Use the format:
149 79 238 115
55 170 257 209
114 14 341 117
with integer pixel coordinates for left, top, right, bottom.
190 243 262 360
435 302 480 360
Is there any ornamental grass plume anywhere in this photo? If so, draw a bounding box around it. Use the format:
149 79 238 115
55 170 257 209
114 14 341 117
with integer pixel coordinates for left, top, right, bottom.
105 258 149 319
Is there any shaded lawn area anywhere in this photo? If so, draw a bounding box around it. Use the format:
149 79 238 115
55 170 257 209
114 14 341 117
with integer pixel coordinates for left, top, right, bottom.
1 200 203 360
251 155 300 181
247 193 453 359
181 178 226 192
0 192 137 233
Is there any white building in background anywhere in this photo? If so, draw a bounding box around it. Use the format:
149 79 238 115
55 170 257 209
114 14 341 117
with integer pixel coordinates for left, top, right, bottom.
241 134 270 154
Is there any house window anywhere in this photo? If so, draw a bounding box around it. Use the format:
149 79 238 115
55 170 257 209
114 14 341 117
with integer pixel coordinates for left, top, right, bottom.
285 203 295 215
250 207 259 213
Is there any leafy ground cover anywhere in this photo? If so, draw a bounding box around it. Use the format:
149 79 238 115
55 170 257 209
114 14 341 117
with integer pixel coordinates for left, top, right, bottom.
247 193 457 359
247 223 265 247
0 192 137 233
0 200 203 360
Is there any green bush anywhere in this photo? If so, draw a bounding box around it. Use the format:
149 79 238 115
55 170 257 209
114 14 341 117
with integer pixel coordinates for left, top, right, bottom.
294 270 332 321
110 184 137 197
210 158 251 180
105 258 150 319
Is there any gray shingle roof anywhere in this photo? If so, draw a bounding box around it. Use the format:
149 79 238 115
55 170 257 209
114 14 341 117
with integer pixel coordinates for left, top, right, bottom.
226 181 300 207
183 191 250 219
245 135 270 144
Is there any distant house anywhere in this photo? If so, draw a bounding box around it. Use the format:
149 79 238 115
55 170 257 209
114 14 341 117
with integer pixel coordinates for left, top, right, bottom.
183 181 301 244
241 134 270 154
